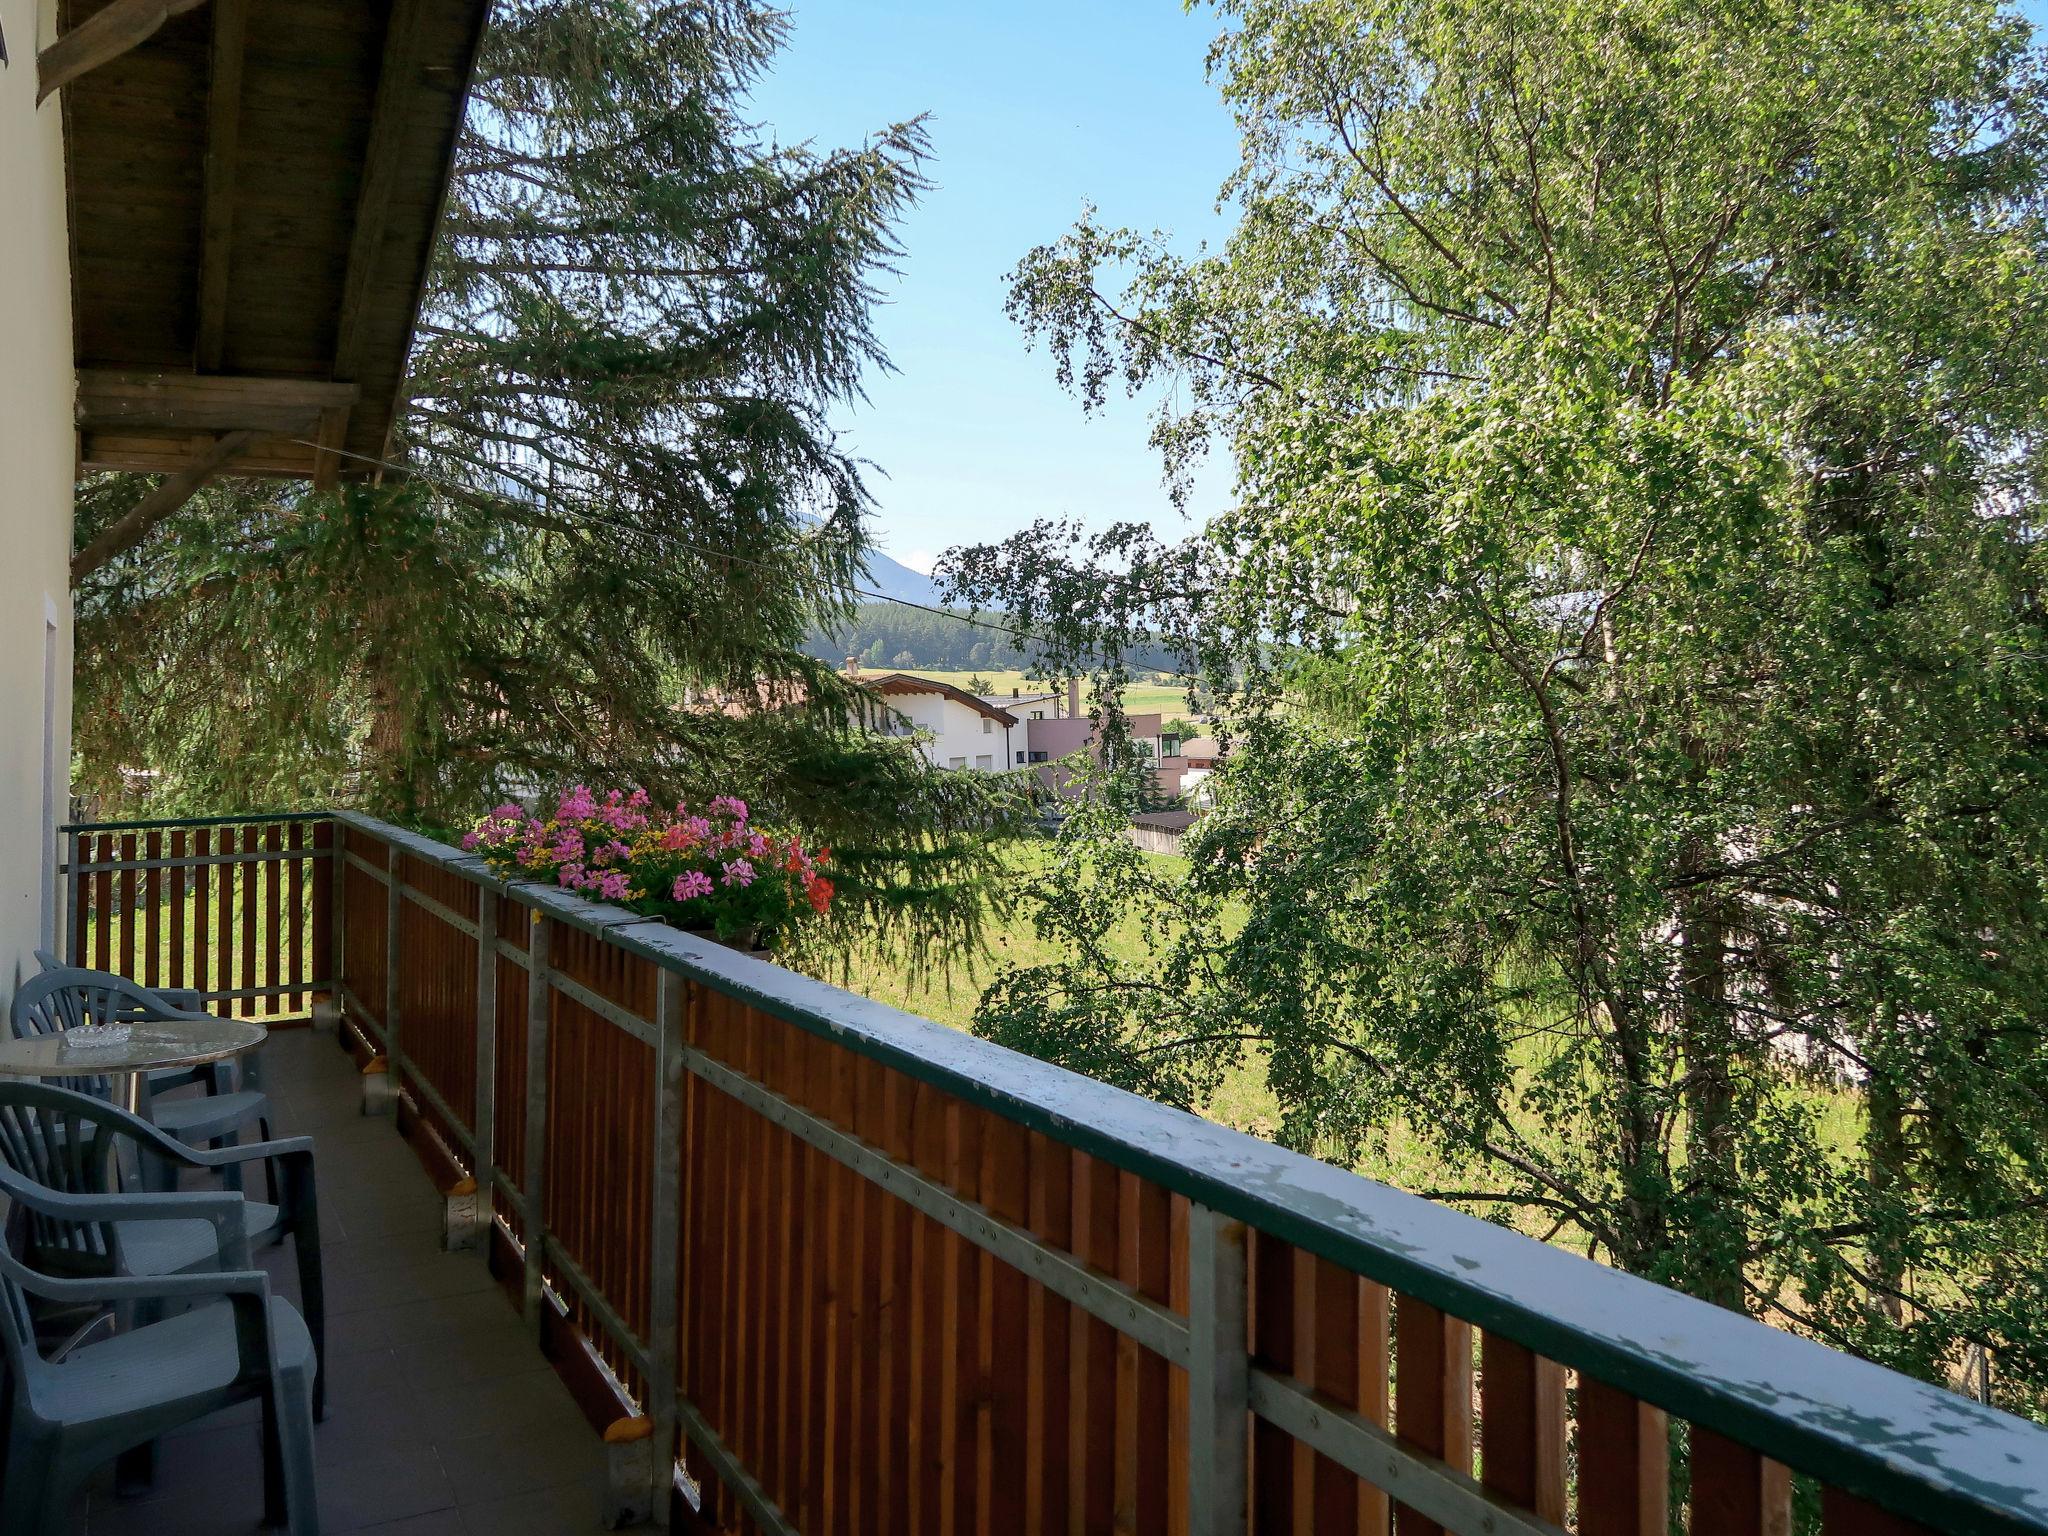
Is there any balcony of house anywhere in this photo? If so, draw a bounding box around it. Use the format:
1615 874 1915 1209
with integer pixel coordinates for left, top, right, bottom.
30 809 2048 1536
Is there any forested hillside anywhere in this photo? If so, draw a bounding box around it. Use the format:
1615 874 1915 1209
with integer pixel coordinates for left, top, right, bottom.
805 602 1177 673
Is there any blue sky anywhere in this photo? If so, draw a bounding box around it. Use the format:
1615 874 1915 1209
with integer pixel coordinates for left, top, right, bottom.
749 1 1240 574
752 1 2048 576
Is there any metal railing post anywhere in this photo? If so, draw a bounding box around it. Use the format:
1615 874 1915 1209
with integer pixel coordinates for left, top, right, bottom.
522 911 552 1333
458 885 499 1254
1188 1202 1250 1536
644 967 687 1527
323 822 348 1034
364 840 401 1113
61 828 80 966
312 819 340 1029
383 844 403 1057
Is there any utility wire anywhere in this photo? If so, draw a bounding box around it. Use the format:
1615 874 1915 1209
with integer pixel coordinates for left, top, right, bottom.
290 436 1065 653
289 437 1204 691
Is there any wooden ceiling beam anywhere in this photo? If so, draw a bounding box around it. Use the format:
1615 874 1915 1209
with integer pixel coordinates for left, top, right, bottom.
77 369 359 433
72 429 254 581
331 0 428 385
318 0 429 487
193 0 247 372
38 0 210 104
78 431 323 478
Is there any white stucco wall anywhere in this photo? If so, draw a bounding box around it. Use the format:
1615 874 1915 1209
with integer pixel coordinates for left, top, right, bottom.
0 0 77 999
880 690 1017 772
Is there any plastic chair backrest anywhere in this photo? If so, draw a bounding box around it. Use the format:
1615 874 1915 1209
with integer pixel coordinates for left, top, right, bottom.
0 1160 71 1389
0 1082 129 1269
10 969 207 1099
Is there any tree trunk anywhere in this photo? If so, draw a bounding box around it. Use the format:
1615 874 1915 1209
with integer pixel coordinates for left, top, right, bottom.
1677 833 1744 1310
1865 1064 1909 1325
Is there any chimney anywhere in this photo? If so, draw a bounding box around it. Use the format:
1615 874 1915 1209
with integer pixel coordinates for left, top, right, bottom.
1011 686 1019 698
844 655 861 679
1067 677 1081 718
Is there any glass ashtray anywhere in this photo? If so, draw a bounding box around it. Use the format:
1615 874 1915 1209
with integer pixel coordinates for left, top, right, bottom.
67 1023 133 1048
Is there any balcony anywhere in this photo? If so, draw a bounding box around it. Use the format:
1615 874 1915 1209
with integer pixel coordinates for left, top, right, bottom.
45 810 2048 1535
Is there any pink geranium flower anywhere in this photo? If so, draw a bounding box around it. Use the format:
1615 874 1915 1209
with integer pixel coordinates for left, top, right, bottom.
671 870 714 902
721 858 755 888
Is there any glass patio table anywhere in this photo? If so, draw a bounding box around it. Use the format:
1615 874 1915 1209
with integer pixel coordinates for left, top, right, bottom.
0 1015 267 1113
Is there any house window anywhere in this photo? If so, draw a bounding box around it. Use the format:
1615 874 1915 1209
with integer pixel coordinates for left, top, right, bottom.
1029 710 1043 720
975 754 993 770
948 756 967 770
1029 750 1049 763
981 717 993 734
1015 751 1027 765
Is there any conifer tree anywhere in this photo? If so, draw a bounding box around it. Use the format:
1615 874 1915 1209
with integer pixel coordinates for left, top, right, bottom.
72 0 1021 958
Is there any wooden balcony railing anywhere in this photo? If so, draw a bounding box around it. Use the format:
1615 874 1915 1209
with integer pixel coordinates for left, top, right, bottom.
59 812 330 1019
59 811 2048 1536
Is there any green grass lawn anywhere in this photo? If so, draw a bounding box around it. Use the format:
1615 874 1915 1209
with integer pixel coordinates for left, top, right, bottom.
813 838 1869 1252
890 668 1198 722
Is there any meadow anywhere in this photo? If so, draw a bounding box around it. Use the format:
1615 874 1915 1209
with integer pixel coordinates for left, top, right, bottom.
812 836 1868 1256
884 668 1198 723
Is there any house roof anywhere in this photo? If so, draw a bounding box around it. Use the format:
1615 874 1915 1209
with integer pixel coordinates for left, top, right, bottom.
863 673 1019 726
1178 736 1221 758
57 0 490 483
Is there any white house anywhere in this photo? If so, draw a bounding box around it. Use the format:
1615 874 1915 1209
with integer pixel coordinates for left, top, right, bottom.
862 673 1021 772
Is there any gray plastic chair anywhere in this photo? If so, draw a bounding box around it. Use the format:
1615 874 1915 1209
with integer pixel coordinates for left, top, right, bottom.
32 951 262 1096
11 969 272 1188
0 1080 324 1420
0 1161 318 1534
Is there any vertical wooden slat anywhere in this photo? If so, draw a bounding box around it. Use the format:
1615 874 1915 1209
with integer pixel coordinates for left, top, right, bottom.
1480 1335 1565 1527
1072 1152 1120 1535
798 1015 831 1531
1820 1489 1933 1536
168 830 187 992
1295 1255 1390 1536
263 821 283 1015
942 1097 983 1536
93 832 112 974
909 1081 946 1536
286 820 306 1012
1024 1130 1073 1534
936 1097 968 1534
835 1044 868 1533
117 831 136 983
522 913 552 1328
239 823 258 1019
873 1063 916 1531
1250 1233 1298 1536
1392 1297 1472 1536
1130 1175 1171 1536
980 1113 1031 1536
1577 1377 1669 1536
1691 1428 1792 1536
142 828 162 989
1169 1199 1189 1536
312 818 333 1006
215 825 234 1015
191 828 211 1001
1114 1170 1143 1535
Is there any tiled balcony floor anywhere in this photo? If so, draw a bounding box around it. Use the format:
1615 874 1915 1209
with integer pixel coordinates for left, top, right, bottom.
69 1027 610 1535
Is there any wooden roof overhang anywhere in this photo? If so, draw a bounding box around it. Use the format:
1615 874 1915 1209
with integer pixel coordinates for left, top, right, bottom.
864 674 1020 727
52 0 489 489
